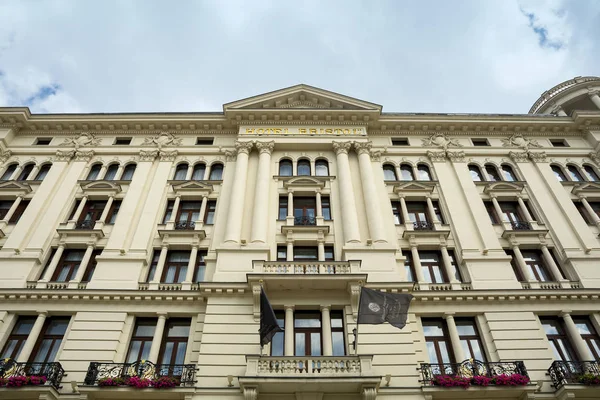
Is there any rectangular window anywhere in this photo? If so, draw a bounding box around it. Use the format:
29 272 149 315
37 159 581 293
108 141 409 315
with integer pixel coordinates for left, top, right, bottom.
162 251 190 284
432 201 445 224
294 197 317 226
448 250 462 282
331 311 345 356
541 317 577 361
294 311 322 356
195 137 214 145
52 250 85 282
324 246 334 261
146 250 161 283
163 200 174 224
204 200 216 225
522 250 552 282
484 201 500 224
194 250 208 282
127 318 156 363
35 138 52 145
270 311 285 356
106 201 121 224
550 139 569 147
419 251 446 283
77 200 106 228
391 138 409 146
158 319 191 366
277 246 287 261
406 202 430 227
81 249 102 282
456 318 486 361
278 197 288 220
321 196 331 220
0 200 12 220
574 202 592 224
114 137 132 145
31 317 70 363
9 200 29 223
498 201 524 224
573 317 600 360
391 201 401 224
293 247 318 261
422 318 454 364
404 251 415 282
471 138 489 146
176 201 202 226
0 316 36 359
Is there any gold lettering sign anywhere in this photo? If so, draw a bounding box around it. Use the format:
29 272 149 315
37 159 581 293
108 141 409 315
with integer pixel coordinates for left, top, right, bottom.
240 126 366 136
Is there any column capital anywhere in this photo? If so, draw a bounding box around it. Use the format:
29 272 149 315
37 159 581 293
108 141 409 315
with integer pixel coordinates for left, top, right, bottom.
320 305 331 312
587 89 599 97
578 193 587 200
159 150 178 162
353 141 372 155
284 304 295 311
255 140 275 155
559 310 573 318
528 151 547 163
55 150 75 162
332 141 353 155
443 312 456 319
36 310 48 316
509 151 530 163
157 312 168 319
234 141 254 155
427 150 447 163
139 149 159 162
85 242 96 249
161 244 169 250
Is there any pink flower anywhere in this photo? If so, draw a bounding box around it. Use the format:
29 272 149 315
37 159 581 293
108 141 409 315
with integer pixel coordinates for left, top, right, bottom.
472 376 492 386
125 376 152 388
152 376 179 388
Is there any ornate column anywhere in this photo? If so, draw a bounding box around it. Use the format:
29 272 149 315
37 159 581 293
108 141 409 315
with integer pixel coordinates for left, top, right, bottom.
16 312 47 362
184 245 199 284
251 141 275 243
167 195 182 224
284 306 294 356
286 241 293 262
410 245 426 283
150 245 169 285
69 195 89 226
579 196 600 227
540 245 565 282
114 165 125 180
440 245 459 283
71 244 95 285
317 240 325 261
1 195 24 222
196 195 209 228
321 306 333 356
444 313 466 362
588 90 600 110
399 195 410 226
354 142 386 243
561 312 593 361
333 142 361 243
26 165 40 180
148 313 168 363
517 196 534 223
224 141 253 243
511 245 535 281
315 189 323 222
97 196 115 224
551 104 568 116
287 190 294 225
97 165 108 180
40 244 66 282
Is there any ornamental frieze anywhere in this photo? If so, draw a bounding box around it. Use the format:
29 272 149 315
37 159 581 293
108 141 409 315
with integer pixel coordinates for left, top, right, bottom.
502 133 541 150
421 132 462 150
142 131 182 148
60 132 102 148
139 150 159 162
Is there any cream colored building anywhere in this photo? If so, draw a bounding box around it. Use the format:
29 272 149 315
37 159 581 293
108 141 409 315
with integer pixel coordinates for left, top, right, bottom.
1 78 600 400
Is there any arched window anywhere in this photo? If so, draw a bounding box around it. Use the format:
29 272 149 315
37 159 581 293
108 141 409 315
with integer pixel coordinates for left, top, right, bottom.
485 165 501 182
86 164 102 180
468 165 484 182
567 165 584 182
400 164 414 181
583 165 600 182
35 163 52 181
315 160 329 176
1 163 18 180
279 160 293 176
297 159 311 176
104 164 119 180
121 164 137 181
551 165 567 182
209 163 224 180
17 164 35 181
192 163 206 180
417 164 432 181
501 165 517 182
174 164 188 180
383 164 397 181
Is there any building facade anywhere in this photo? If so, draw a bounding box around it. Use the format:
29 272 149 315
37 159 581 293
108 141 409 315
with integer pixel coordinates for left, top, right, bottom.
1 78 600 400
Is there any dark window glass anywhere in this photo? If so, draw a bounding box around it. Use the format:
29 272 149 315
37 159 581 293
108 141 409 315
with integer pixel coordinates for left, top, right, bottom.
551 165 567 182
195 137 214 145
1 164 17 180
419 251 446 283
322 196 331 220
406 202 429 225
278 197 288 220
104 164 119 181
541 317 577 361
468 165 484 182
176 201 201 225
294 312 322 356
404 251 415 282
575 202 592 224
204 200 216 224
293 247 318 261
522 250 551 282
9 200 29 223
331 311 345 356
192 164 206 180
279 160 293 176
550 139 568 147
400 165 414 181
162 251 190 284
573 317 600 360
158 319 190 366
383 165 397 181
583 165 600 182
114 137 132 145
456 318 486 361
324 246 334 261
471 138 489 146
17 164 34 181
52 250 85 282
0 316 36 360
423 318 454 364
174 164 188 180
417 165 432 181
126 318 156 363
106 201 121 224
297 160 311 176
391 201 401 224
146 250 161 282
121 164 136 181
484 201 499 224
448 251 462 282
567 165 584 182
163 200 174 224
277 246 287 261
194 250 207 282
392 138 409 146
36 138 52 145
78 200 106 226
505 249 524 281
82 249 102 282
432 201 444 224
0 201 11 220
501 165 517 181
271 311 285 356
209 164 223 180
31 317 70 363
35 164 52 181
315 160 329 176
86 164 102 180
293 197 316 225
485 165 501 181
499 201 524 224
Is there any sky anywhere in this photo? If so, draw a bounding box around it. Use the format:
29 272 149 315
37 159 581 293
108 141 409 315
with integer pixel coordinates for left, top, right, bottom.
0 0 598 115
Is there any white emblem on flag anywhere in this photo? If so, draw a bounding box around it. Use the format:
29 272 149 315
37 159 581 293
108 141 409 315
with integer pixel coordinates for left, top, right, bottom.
368 302 381 312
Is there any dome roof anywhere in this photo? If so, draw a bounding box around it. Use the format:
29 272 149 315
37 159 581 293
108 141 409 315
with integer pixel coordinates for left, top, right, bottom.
529 76 600 115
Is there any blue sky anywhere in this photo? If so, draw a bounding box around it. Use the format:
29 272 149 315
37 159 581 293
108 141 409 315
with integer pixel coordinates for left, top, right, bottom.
0 0 598 114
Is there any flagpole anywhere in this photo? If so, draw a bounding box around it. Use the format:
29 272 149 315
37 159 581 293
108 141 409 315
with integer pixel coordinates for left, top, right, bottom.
354 285 363 355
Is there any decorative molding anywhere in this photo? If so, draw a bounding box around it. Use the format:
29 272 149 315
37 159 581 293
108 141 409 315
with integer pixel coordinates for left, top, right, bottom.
139 150 159 162
55 150 75 162
332 141 353 155
74 150 95 162
234 141 254 155
0 149 12 164
254 140 275 155
421 132 462 149
502 133 542 150
528 151 547 163
349 283 361 321
142 131 182 148
252 283 261 322
243 387 258 400
509 151 529 163
370 150 382 162
159 150 178 162
278 100 327 109
426 151 447 163
446 151 465 162
59 132 102 148
362 387 378 400
589 151 600 167
224 150 236 162
354 141 373 156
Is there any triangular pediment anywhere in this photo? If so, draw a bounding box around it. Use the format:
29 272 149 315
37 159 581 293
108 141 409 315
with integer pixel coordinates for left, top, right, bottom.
483 182 525 195
282 176 328 190
79 180 122 195
171 180 214 193
0 180 31 195
572 182 600 196
224 84 382 112
393 181 436 194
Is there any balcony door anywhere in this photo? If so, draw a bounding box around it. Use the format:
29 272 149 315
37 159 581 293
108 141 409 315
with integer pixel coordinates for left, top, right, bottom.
176 201 201 229
406 202 429 228
294 312 322 356
79 201 106 228
423 318 455 365
30 317 70 364
294 197 316 225
541 318 577 361
499 202 524 225
522 251 551 282
158 319 190 366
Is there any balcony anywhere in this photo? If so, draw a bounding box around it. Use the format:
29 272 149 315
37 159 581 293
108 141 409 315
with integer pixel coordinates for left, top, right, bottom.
75 219 96 230
294 216 316 226
239 355 380 397
0 359 64 389
174 220 195 230
84 360 196 387
520 280 581 290
548 360 600 389
413 221 434 231
254 260 360 275
509 221 531 230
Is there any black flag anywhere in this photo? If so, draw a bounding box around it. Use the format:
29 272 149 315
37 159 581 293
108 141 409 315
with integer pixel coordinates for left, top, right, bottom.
357 287 413 329
259 288 283 347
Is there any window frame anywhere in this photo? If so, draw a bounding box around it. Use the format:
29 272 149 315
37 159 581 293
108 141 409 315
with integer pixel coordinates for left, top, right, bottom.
157 318 191 366
204 200 217 225
9 200 29 224
321 196 332 220
35 164 52 181
30 317 70 363
0 316 36 360
126 318 156 363
208 163 223 180
114 137 132 145
279 160 293 177
297 159 311 176
51 250 85 282
315 160 329 176
573 317 600 360
422 318 455 364
294 311 323 356
456 318 487 362
541 317 578 361
161 251 190 284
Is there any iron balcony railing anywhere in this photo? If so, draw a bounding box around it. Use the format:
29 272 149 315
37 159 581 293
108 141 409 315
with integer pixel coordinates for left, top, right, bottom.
420 359 529 385
294 216 316 226
510 221 532 230
548 360 600 389
413 221 434 231
75 219 95 230
0 359 65 389
175 221 196 230
84 360 197 386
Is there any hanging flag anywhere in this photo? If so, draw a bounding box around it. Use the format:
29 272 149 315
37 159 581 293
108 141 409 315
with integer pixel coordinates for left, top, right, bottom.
357 287 413 329
259 288 283 347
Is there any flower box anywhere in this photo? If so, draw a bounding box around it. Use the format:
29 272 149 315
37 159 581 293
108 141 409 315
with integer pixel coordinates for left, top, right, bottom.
431 373 530 389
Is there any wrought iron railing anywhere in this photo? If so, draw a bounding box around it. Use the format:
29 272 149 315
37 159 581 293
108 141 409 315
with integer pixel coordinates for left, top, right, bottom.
413 221 434 230
294 216 316 226
420 359 528 385
548 360 600 388
84 360 196 386
510 221 532 230
75 219 95 229
0 359 64 389
175 221 196 230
